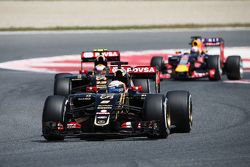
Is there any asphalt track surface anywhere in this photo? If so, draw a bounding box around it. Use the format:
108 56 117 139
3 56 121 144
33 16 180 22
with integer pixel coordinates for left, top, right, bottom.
0 29 250 167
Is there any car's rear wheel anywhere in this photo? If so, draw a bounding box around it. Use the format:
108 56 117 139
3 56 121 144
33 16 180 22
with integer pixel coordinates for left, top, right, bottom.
208 55 222 81
143 94 170 139
133 79 150 93
225 55 243 80
42 95 66 141
54 77 71 96
166 91 192 133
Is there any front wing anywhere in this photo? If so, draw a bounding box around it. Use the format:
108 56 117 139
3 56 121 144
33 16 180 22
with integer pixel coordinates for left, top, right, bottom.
43 120 162 139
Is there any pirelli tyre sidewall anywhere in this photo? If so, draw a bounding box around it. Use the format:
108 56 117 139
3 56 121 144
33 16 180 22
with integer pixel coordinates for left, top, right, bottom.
42 95 67 141
54 77 72 96
166 91 192 133
225 55 243 80
208 55 222 81
143 94 170 139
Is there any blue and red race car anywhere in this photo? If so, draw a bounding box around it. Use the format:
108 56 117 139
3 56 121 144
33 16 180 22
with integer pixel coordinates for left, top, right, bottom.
151 36 243 81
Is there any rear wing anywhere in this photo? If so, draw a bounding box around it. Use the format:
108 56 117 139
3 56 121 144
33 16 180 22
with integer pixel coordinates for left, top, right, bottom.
109 61 159 80
109 65 161 93
191 36 224 46
81 51 120 62
202 37 224 47
110 64 156 76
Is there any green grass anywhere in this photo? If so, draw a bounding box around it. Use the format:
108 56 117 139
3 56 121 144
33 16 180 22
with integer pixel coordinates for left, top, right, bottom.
1 23 250 31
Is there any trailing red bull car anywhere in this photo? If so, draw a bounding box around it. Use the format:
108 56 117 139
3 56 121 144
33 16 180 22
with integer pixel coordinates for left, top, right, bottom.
42 62 192 141
151 36 243 81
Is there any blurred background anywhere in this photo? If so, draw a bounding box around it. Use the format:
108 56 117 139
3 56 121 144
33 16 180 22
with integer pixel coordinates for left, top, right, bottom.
0 0 250 30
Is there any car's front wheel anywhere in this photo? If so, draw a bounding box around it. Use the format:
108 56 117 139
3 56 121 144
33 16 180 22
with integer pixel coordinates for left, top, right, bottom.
54 77 71 96
42 95 66 141
166 91 192 133
143 94 170 139
208 55 222 81
225 55 243 80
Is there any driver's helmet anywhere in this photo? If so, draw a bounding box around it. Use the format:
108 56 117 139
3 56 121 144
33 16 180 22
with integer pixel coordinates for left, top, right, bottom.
192 39 202 48
191 39 205 54
94 64 107 75
94 56 107 66
190 46 201 55
114 69 130 86
108 80 126 93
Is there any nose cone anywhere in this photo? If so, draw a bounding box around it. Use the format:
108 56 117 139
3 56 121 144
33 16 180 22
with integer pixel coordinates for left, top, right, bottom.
175 65 189 73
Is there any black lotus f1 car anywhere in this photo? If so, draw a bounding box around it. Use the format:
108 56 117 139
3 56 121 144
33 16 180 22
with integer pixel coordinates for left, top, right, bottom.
42 62 192 141
42 90 192 141
54 50 162 96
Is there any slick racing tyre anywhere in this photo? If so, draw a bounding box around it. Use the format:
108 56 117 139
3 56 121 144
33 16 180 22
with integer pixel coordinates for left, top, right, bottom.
166 91 192 133
54 77 71 96
208 55 222 81
150 56 164 71
54 73 72 80
144 94 170 139
225 56 243 80
133 79 150 93
42 95 67 141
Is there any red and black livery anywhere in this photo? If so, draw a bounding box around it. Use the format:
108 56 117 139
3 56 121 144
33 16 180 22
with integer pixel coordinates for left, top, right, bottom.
42 61 192 140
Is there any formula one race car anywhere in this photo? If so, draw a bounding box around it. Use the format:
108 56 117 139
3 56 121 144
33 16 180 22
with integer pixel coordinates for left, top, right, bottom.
54 49 121 96
151 36 243 81
42 62 192 141
54 49 162 96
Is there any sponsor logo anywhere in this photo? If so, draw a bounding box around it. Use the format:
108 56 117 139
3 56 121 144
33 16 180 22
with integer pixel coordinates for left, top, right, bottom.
77 97 91 100
100 94 114 99
100 110 107 113
94 51 119 57
97 105 113 110
96 76 107 81
100 100 110 104
82 52 94 58
97 102 113 109
77 95 92 101
96 81 107 85
94 115 110 126
96 116 108 119
111 66 156 73
97 120 106 124
207 38 220 43
67 122 81 129
96 112 110 115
